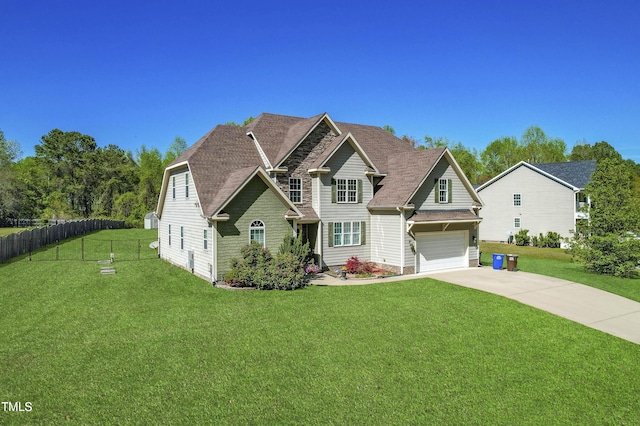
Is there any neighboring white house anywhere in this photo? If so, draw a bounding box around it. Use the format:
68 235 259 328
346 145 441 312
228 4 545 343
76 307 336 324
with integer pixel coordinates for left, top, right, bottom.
476 160 596 244
156 112 484 283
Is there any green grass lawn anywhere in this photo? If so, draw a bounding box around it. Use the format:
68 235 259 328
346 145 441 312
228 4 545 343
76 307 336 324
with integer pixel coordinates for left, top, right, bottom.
1 230 639 424
480 242 640 302
0 228 30 237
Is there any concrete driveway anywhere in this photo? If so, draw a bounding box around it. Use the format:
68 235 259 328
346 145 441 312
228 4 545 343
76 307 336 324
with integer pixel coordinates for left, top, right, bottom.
312 267 640 345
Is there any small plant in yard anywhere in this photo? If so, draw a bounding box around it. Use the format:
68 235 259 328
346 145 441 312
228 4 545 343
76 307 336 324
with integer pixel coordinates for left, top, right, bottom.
515 229 530 246
305 263 321 275
345 256 362 274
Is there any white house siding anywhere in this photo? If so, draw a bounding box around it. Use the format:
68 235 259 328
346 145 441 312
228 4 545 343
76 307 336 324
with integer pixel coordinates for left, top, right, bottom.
370 211 402 267
320 143 372 267
478 166 576 242
158 167 213 281
412 157 475 210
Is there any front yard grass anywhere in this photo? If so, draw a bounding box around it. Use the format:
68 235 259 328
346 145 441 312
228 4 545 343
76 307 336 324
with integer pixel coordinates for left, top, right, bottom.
480 242 640 302
1 230 639 424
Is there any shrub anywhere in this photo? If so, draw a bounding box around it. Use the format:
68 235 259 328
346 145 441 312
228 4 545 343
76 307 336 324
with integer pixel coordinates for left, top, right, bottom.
224 236 311 290
543 232 561 248
345 256 362 274
279 233 311 264
583 234 640 278
266 252 308 290
515 229 530 246
531 235 539 247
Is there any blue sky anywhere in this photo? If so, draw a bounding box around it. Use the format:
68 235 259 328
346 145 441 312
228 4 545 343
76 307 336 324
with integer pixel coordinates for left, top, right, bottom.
2 1 639 161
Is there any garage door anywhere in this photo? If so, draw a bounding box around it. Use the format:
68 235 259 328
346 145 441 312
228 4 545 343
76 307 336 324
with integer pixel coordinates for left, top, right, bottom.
416 231 468 273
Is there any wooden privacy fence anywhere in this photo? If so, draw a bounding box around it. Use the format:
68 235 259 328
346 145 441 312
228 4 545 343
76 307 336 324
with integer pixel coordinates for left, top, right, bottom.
0 219 125 263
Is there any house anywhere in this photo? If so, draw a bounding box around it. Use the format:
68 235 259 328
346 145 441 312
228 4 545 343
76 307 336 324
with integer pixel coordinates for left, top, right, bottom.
156 112 483 283
475 160 596 244
144 212 158 229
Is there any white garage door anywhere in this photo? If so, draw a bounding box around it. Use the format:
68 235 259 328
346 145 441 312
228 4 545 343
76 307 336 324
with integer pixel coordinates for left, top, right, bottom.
416 231 468 273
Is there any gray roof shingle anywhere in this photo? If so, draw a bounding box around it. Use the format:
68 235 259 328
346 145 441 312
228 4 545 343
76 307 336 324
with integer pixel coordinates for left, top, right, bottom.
368 148 445 207
164 113 469 217
532 160 596 189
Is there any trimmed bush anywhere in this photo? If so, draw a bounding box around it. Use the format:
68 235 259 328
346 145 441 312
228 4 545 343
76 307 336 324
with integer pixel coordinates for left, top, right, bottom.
515 229 530 246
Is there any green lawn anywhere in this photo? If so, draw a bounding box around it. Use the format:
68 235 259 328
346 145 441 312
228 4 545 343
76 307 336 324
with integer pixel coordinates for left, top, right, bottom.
0 228 30 237
480 242 640 303
1 230 639 424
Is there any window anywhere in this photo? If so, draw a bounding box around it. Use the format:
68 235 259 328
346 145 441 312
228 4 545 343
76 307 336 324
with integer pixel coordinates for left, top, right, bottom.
513 193 521 207
337 178 357 203
439 179 448 203
180 226 184 250
289 177 302 203
514 217 521 228
168 224 171 246
172 177 176 199
332 221 361 246
203 229 208 250
185 173 190 198
249 220 265 247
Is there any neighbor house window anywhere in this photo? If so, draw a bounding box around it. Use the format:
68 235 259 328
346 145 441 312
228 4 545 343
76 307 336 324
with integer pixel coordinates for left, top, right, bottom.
289 177 302 203
180 226 184 249
172 177 176 199
333 221 361 246
514 217 521 228
185 173 190 198
168 224 171 246
439 179 448 203
203 229 208 250
513 193 521 207
249 220 265 247
337 179 357 203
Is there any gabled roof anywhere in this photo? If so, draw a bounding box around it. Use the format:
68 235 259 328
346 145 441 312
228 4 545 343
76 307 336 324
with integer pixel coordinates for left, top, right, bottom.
532 160 596 189
335 121 415 173
368 148 446 207
476 160 596 192
309 132 379 173
157 124 263 218
158 112 475 218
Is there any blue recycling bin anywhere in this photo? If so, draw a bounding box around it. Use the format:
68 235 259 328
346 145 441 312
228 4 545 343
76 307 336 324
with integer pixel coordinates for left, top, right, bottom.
492 253 505 270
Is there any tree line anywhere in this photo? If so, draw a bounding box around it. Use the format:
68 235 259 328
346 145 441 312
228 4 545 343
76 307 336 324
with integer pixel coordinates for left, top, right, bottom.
1 124 639 228
0 129 187 227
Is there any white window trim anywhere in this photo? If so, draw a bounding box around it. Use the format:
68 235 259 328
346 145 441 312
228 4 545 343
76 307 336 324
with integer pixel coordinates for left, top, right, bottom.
180 226 184 250
289 177 302 204
249 219 266 247
513 193 521 207
337 178 358 204
172 177 176 199
168 224 171 246
514 217 521 228
439 179 448 203
333 221 361 246
185 173 190 199
203 229 208 250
